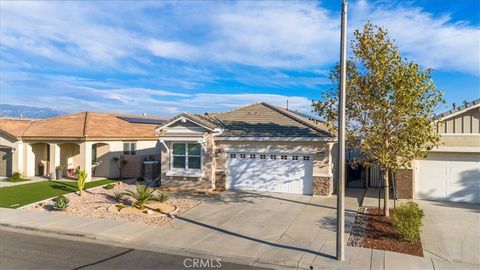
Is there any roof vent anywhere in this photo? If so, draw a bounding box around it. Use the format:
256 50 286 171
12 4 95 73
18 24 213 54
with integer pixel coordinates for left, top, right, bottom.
143 112 147 117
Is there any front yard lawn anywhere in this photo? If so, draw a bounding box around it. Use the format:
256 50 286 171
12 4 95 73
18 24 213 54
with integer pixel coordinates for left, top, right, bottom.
0 179 116 208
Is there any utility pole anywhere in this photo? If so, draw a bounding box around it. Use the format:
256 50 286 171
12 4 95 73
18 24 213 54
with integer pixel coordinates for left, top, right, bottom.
336 0 348 262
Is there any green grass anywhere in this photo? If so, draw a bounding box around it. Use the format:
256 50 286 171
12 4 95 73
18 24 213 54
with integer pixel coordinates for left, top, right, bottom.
0 179 117 208
1 178 31 183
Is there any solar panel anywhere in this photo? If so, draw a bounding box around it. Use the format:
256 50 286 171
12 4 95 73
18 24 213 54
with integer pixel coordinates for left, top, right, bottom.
118 116 166 125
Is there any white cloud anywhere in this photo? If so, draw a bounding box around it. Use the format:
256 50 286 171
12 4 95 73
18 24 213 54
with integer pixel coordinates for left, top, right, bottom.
349 1 480 74
147 40 199 61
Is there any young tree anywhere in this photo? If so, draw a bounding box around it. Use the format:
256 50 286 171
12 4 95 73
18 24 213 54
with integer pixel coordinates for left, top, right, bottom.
313 22 444 217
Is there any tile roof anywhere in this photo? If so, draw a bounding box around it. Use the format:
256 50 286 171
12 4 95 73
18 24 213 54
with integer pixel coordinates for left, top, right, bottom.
1 112 169 140
207 103 332 137
0 118 34 139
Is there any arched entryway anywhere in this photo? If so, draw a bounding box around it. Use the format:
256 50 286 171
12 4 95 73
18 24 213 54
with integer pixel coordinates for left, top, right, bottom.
59 143 80 179
91 143 111 177
31 143 49 176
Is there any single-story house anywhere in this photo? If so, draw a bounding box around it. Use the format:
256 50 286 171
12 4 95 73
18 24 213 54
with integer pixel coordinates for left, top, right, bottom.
156 102 336 195
413 99 480 204
0 112 167 181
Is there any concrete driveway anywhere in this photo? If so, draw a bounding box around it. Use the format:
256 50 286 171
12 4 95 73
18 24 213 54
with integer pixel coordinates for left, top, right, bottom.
418 200 480 267
131 189 364 268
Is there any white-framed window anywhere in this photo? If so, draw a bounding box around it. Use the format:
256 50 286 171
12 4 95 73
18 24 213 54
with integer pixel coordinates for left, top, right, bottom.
172 143 201 170
260 155 266 159
250 154 256 159
123 142 137 155
292 155 299 160
303 156 310 161
230 153 236 159
281 155 287 160
240 154 246 159
270 155 277 160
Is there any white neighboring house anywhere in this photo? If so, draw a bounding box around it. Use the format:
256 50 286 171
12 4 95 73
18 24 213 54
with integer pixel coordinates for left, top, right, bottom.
0 112 167 181
415 99 480 204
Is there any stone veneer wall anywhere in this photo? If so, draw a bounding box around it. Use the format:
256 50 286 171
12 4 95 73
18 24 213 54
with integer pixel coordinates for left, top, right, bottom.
394 169 414 199
214 171 226 191
313 176 333 196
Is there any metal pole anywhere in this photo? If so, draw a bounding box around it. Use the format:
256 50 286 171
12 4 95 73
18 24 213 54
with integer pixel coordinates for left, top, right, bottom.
336 0 348 262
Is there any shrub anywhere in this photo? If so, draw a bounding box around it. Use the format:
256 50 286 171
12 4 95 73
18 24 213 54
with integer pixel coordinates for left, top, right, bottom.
53 195 69 210
392 202 425 243
8 172 23 182
76 170 88 196
104 184 115 190
113 191 123 202
121 184 156 210
155 192 169 203
136 177 144 182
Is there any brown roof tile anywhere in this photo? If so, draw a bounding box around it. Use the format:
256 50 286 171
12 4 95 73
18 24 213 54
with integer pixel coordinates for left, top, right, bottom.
8 112 169 140
0 118 34 139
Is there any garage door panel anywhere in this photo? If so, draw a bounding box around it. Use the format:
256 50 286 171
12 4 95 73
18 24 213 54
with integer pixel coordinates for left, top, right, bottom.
416 153 480 204
228 153 313 195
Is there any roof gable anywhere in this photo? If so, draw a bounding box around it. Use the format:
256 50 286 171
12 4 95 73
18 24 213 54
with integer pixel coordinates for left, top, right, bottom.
212 103 332 138
433 98 480 121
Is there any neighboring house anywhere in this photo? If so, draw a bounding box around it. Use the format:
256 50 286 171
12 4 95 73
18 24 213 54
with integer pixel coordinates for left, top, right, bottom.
0 112 167 181
156 103 336 195
414 99 480 204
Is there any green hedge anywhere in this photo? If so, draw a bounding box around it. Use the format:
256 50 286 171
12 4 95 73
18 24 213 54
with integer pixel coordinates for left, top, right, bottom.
392 201 425 243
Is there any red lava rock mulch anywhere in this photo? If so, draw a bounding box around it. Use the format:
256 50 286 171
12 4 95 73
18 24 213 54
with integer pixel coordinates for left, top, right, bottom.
348 207 423 257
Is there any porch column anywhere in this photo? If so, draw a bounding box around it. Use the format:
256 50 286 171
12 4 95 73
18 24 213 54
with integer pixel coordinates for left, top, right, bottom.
13 142 24 175
79 142 92 181
24 143 35 177
49 143 60 178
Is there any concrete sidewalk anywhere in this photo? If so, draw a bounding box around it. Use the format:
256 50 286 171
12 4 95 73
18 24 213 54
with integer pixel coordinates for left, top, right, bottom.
2 205 475 269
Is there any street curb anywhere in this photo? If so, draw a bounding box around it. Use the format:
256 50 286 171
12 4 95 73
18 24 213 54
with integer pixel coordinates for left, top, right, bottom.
0 223 305 270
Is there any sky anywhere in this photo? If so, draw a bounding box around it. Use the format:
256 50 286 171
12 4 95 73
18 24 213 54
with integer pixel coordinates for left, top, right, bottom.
1 0 479 117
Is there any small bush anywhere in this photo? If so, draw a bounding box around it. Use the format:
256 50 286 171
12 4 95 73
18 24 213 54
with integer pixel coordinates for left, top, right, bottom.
113 191 123 202
104 184 115 190
76 170 88 196
136 177 144 182
8 172 23 182
155 192 169 203
392 202 425 243
53 195 69 210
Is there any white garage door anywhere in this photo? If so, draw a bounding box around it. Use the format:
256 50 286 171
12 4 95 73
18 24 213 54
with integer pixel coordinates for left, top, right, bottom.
227 153 313 195
415 153 480 204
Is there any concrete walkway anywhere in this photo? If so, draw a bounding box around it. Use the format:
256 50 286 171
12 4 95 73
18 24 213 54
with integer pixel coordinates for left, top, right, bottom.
0 189 477 269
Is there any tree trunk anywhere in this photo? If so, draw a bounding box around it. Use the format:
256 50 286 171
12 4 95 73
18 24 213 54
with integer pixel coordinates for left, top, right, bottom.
383 168 390 217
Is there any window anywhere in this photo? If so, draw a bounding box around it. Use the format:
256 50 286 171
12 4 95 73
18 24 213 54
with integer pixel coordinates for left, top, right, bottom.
303 156 310 161
240 154 246 159
260 155 266 159
281 155 287 160
123 142 136 155
292 156 299 160
172 143 201 170
230 153 236 159
270 155 277 160
250 154 256 159
92 144 97 162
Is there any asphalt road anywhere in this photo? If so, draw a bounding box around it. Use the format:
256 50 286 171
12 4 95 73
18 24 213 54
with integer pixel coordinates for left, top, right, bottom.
0 229 271 270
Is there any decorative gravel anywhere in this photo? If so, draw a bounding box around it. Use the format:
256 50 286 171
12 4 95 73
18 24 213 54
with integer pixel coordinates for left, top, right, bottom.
27 181 201 227
347 207 368 247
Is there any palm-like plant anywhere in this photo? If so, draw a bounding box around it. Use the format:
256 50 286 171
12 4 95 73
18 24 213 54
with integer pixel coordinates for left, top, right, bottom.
121 184 157 210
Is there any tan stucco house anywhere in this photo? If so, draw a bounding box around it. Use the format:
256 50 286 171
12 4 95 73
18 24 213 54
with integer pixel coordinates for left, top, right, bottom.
156 103 336 195
413 99 480 203
0 112 167 181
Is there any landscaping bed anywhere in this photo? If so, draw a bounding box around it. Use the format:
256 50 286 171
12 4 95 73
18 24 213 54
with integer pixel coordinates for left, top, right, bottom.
348 207 423 257
27 181 201 227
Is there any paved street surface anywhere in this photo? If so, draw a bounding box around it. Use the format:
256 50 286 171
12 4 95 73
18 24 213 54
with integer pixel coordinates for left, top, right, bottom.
0 229 269 270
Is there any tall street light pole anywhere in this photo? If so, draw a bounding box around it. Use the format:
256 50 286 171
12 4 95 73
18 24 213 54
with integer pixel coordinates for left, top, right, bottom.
336 0 348 262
